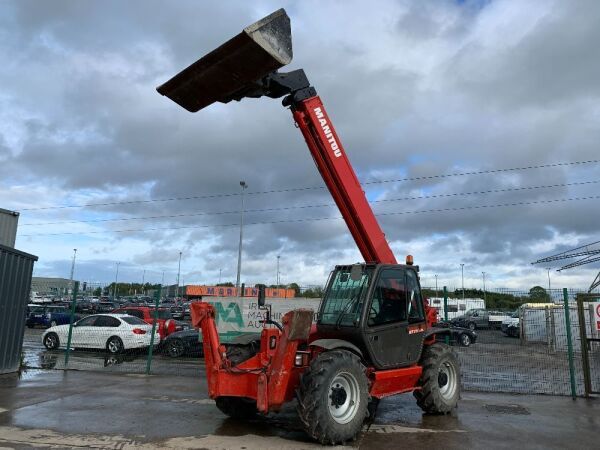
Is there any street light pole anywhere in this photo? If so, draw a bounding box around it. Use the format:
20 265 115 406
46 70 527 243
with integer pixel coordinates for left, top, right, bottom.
142 269 146 295
177 251 182 299
546 268 551 292
435 274 438 299
460 263 465 300
277 255 280 287
218 268 222 284
69 249 77 297
482 272 487 305
236 181 247 291
113 262 120 301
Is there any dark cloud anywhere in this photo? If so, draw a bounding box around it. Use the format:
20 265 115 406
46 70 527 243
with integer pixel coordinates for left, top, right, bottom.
2 0 599 288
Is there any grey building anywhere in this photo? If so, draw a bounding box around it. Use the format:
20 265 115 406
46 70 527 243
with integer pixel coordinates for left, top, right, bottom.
0 208 19 248
31 277 79 297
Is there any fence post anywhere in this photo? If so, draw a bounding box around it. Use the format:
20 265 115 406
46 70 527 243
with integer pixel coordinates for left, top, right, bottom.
64 281 79 365
443 286 449 344
146 285 162 375
562 288 577 399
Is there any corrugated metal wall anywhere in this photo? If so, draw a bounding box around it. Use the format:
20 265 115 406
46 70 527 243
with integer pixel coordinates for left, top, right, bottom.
0 208 19 248
0 244 37 374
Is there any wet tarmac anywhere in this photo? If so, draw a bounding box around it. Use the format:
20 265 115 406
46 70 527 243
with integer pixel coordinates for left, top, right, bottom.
0 368 597 449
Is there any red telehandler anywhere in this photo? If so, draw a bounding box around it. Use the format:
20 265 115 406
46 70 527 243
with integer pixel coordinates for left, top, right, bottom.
157 9 459 444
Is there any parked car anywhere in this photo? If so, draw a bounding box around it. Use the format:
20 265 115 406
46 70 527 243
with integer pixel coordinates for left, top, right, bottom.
42 314 160 354
111 306 181 339
26 305 78 328
75 300 94 314
94 301 116 313
451 308 490 330
170 306 185 320
501 312 520 337
163 329 203 357
435 322 477 347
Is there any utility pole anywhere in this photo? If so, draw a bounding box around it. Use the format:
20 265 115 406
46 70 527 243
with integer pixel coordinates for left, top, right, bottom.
236 181 247 291
277 255 281 287
482 272 487 305
435 274 438 299
69 249 77 297
177 251 182 299
218 268 222 284
113 262 120 301
142 269 146 294
546 268 551 292
460 263 465 300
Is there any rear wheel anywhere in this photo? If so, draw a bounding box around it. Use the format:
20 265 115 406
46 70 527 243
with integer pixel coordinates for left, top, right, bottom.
296 350 369 445
106 336 124 354
414 343 460 414
215 396 257 419
166 339 185 358
43 332 60 350
459 333 471 347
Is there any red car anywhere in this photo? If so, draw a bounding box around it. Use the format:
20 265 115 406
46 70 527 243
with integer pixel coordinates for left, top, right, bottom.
111 306 178 339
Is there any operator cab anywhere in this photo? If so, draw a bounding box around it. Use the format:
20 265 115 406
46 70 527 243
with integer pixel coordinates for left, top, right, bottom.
316 263 427 369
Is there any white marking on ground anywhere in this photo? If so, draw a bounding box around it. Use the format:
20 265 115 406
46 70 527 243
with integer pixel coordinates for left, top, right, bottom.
141 396 215 405
0 426 349 449
369 424 466 434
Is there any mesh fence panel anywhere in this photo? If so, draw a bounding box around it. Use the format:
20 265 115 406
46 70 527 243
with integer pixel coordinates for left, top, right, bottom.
21 284 594 397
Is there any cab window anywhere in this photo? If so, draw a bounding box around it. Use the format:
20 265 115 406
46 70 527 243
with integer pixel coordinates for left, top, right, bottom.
406 269 424 322
368 269 407 327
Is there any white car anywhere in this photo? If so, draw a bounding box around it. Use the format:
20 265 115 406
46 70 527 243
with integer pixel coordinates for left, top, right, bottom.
42 314 161 354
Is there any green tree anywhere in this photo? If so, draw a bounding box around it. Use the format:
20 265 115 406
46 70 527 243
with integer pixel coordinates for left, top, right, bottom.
529 286 550 303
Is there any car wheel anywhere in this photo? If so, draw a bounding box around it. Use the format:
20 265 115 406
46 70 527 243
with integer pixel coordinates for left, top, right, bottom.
167 339 185 358
50 320 58 327
460 333 471 347
468 322 476 331
44 332 60 350
106 336 124 354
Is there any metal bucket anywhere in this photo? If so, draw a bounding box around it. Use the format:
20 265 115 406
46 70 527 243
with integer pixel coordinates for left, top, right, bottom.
157 8 292 112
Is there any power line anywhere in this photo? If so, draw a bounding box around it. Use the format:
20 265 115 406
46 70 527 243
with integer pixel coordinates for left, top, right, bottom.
20 179 600 226
18 194 600 237
18 158 600 212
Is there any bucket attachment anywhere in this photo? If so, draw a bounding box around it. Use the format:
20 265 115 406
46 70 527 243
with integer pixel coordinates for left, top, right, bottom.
157 8 292 112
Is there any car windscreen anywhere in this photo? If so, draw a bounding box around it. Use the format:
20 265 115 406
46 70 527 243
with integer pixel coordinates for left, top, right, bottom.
122 316 148 325
29 306 45 313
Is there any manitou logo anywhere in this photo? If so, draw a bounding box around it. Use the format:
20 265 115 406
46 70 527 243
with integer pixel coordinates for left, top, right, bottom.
314 107 342 158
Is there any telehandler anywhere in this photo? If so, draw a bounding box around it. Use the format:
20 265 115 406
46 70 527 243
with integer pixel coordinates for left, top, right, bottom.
157 9 459 444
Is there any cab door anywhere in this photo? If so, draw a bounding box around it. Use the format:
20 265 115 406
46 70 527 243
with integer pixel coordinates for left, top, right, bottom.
362 267 426 369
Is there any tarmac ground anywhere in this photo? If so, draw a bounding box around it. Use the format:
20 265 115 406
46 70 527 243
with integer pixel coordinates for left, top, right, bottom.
0 368 597 449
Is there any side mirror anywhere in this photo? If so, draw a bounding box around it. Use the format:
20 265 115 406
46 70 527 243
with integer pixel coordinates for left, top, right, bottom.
257 284 266 307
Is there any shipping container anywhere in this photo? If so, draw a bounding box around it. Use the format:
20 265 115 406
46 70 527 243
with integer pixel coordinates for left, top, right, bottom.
0 208 19 248
0 244 38 374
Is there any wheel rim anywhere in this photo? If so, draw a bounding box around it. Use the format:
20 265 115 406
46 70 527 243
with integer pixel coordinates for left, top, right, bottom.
46 335 56 348
469 323 475 330
169 341 183 356
328 371 360 424
438 360 458 401
108 339 120 353
461 334 470 346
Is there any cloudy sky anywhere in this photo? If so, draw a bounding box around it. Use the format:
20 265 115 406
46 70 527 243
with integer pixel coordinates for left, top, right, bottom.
2 0 599 291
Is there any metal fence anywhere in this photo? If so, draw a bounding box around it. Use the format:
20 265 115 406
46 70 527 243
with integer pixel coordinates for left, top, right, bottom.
19 284 598 398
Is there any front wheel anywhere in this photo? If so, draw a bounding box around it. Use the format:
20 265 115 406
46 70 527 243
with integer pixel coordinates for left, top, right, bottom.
414 343 460 414
296 350 369 445
468 322 476 331
166 339 185 358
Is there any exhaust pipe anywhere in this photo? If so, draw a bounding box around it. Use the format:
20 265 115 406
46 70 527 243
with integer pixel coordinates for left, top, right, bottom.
157 8 292 112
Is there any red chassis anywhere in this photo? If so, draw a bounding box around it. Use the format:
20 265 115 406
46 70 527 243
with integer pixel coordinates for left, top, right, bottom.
190 301 423 413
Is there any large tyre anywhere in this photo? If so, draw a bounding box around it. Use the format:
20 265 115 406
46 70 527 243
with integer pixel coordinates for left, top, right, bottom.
296 350 369 445
215 396 257 419
43 332 60 350
106 336 124 354
414 343 460 414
